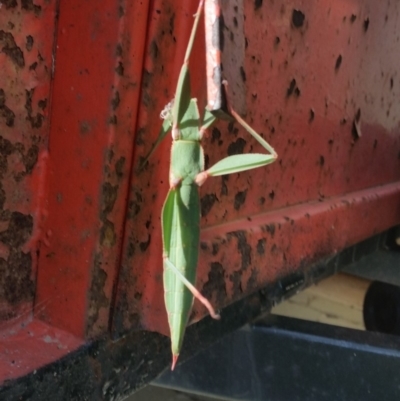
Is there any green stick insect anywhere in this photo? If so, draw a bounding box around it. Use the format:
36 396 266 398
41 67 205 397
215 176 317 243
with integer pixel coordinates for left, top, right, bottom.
141 0 277 370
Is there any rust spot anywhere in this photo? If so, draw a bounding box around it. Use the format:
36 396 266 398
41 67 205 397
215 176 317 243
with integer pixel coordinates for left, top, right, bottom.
286 78 297 97
111 91 120 111
150 40 159 60
229 231 252 271
0 212 32 247
265 223 276 237
202 262 227 305
0 184 5 210
100 220 117 247
292 9 305 28
21 0 41 14
254 0 263 11
127 241 135 258
256 238 266 255
309 108 315 123
227 138 246 155
25 89 44 128
211 242 219 255
116 44 123 57
0 213 34 306
247 268 258 292
38 99 47 110
108 115 117 125
115 62 124 76
29 61 38 71
0 136 38 179
350 14 357 23
0 89 15 127
128 191 143 219
364 18 370 32
201 193 217 217
115 157 125 178
107 149 115 163
269 190 275 200
101 183 118 216
139 234 151 252
211 127 223 146
0 30 25 68
3 0 18 8
23 144 39 174
26 35 34 51
200 242 208 251
80 121 92 135
1 250 34 305
86 254 110 334
335 54 342 71
229 271 243 297
319 155 325 166
234 190 247 210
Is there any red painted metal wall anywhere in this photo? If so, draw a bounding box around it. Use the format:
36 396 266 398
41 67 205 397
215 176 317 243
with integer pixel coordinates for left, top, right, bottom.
112 0 400 338
1 0 400 385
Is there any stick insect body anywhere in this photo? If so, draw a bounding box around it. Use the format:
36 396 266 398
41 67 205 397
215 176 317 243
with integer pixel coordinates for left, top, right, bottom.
141 0 277 370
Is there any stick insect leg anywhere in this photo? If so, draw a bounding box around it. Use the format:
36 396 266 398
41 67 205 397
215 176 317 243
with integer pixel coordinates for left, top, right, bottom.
164 257 221 320
195 82 278 186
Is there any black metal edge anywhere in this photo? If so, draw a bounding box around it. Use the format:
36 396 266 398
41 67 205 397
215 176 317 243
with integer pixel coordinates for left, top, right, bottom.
0 229 396 400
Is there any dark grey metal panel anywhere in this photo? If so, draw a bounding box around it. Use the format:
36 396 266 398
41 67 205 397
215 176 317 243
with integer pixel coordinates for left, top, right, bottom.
155 316 400 401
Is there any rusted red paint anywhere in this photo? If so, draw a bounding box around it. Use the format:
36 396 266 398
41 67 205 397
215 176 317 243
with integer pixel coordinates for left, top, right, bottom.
1 0 400 387
198 182 400 306
35 0 150 339
112 0 400 338
0 2 55 325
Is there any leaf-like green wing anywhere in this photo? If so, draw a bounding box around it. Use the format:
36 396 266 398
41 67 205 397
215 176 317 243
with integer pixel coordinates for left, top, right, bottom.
207 153 276 176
